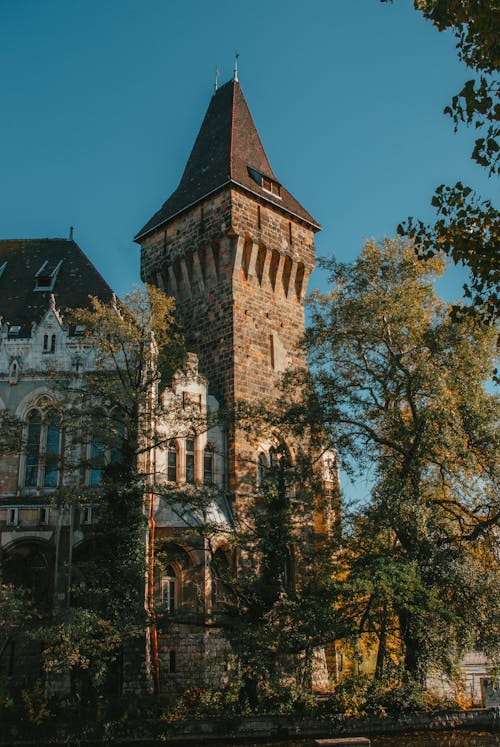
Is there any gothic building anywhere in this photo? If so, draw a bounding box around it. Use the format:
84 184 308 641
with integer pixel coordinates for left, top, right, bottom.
136 78 321 502
0 78 336 695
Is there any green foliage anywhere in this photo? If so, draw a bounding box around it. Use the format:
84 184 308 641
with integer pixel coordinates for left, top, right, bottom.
382 0 500 325
189 443 340 707
29 284 187 699
0 410 23 456
305 238 500 681
324 670 461 719
21 681 52 726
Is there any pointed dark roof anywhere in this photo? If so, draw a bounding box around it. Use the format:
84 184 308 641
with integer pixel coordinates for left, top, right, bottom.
135 80 319 240
0 238 114 336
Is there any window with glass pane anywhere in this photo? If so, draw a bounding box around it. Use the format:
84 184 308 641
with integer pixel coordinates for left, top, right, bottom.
110 416 125 465
185 438 195 483
204 445 214 484
167 441 177 482
24 412 42 487
161 566 177 612
90 439 105 485
43 420 60 487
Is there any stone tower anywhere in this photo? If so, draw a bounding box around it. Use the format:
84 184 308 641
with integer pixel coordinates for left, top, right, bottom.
136 78 320 495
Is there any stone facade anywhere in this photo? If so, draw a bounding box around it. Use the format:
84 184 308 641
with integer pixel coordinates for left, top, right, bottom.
1 79 338 698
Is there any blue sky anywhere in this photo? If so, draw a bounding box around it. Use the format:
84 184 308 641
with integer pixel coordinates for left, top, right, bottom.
1 0 495 302
2 1 496 504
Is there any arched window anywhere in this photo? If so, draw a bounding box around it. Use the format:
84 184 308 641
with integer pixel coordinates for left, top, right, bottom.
167 440 177 482
161 565 177 612
185 437 195 483
211 549 230 607
203 444 215 484
24 406 61 488
42 334 56 354
257 452 268 486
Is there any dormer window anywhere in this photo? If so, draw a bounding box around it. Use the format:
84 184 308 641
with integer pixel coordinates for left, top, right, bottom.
34 260 63 291
43 334 56 354
8 325 21 337
262 176 280 196
247 167 281 198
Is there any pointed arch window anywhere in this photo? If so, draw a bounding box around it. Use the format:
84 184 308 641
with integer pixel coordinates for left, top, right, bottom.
204 444 215 484
211 548 230 607
161 565 177 612
185 437 195 483
24 406 62 488
257 452 268 486
167 440 178 482
42 334 56 354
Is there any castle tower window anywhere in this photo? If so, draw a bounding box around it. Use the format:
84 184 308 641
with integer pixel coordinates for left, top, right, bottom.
39 507 49 525
203 444 215 484
185 438 195 483
167 440 178 482
161 565 177 612
247 167 281 198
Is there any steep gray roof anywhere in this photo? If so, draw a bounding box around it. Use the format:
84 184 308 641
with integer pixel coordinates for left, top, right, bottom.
0 238 113 336
135 79 319 240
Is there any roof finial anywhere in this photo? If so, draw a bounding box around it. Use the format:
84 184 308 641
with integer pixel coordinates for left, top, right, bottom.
233 51 239 82
214 66 220 93
69 226 74 241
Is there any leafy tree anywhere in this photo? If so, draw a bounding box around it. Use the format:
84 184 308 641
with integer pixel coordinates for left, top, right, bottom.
382 0 499 326
219 449 340 706
39 285 187 699
304 238 500 682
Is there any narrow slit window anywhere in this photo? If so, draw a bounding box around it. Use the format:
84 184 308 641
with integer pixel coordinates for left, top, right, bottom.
185 438 195 483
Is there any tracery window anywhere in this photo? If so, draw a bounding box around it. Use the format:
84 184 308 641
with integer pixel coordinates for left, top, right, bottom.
23 403 62 488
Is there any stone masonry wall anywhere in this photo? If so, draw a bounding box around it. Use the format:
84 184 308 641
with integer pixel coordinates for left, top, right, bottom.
140 186 317 497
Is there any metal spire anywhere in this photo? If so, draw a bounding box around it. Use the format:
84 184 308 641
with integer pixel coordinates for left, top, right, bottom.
234 51 239 82
214 67 220 93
